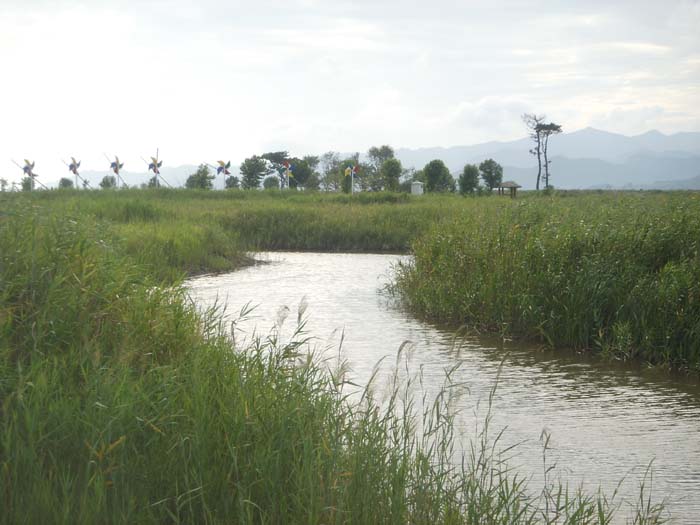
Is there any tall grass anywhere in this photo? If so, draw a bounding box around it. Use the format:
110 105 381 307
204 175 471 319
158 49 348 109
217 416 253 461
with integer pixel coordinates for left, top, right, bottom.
395 192 700 372
4 189 456 279
0 200 666 523
5 189 700 371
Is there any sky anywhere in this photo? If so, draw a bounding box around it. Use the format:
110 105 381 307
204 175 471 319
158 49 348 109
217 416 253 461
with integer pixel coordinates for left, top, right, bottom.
1 0 699 180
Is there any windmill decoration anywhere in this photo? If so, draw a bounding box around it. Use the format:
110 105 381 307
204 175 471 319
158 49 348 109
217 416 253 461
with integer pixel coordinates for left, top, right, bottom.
344 164 359 194
282 160 294 189
64 157 90 189
216 160 231 186
204 161 232 189
12 159 47 190
142 149 170 187
104 154 125 188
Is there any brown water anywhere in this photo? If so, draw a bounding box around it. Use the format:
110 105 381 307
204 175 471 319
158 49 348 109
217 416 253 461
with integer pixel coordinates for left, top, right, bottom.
187 252 700 523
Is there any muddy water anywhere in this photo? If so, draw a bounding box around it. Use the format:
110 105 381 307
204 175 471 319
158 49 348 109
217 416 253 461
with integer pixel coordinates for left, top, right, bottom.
187 252 700 523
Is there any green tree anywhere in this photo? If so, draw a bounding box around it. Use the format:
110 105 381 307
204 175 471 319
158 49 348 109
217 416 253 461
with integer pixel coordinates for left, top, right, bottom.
263 175 279 190
0 178 7 192
423 159 455 192
261 151 289 187
99 175 116 189
320 151 341 191
380 158 402 192
284 160 303 189
21 177 33 192
368 145 395 169
185 164 215 190
240 155 268 189
367 145 395 191
225 175 240 189
58 177 74 189
459 164 480 195
305 171 321 191
302 155 321 191
303 155 320 171
479 159 503 191
399 168 420 193
147 176 158 188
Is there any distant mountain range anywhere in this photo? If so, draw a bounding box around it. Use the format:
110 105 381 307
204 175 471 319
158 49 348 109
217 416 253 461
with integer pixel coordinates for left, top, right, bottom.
394 128 700 190
33 128 700 191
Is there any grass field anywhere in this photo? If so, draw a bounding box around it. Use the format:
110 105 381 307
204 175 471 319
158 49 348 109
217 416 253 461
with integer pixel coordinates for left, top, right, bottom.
0 195 667 523
20 188 451 280
11 188 699 371
394 192 700 372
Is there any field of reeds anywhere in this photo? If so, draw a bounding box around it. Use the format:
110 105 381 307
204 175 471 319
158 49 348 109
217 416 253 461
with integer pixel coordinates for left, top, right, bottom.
4 188 700 372
0 195 667 522
394 192 700 372
21 188 452 280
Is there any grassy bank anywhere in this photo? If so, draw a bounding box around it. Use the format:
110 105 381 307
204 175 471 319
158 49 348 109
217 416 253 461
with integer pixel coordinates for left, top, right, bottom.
395 192 700 372
0 201 666 522
4 188 700 372
17 189 455 280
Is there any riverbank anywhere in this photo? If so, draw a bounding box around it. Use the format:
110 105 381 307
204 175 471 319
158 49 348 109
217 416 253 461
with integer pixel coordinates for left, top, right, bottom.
394 192 700 373
10 188 699 371
17 189 447 280
0 198 667 523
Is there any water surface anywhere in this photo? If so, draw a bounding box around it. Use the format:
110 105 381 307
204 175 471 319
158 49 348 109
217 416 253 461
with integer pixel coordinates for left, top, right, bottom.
187 252 700 523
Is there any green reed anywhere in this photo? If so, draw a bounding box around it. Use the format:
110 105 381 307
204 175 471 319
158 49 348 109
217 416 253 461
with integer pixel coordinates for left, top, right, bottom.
0 199 667 523
395 191 700 372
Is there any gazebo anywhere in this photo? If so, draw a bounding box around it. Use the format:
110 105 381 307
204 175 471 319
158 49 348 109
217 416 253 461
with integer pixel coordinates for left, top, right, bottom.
496 181 522 198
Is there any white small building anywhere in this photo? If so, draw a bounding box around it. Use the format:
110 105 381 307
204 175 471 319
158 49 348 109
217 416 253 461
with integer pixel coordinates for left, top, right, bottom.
411 181 424 195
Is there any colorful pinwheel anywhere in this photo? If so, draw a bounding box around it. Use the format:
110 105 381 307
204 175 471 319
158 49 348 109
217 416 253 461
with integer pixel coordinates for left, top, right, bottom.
22 159 36 177
344 164 359 194
282 160 295 188
148 157 163 175
11 159 46 190
110 156 124 176
68 157 81 176
216 160 231 176
142 150 170 187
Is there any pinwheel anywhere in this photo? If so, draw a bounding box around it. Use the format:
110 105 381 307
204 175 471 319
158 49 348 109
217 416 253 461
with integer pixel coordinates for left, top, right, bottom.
282 160 295 188
110 156 124 176
141 149 170 187
11 159 47 190
344 164 359 194
103 154 126 188
68 157 81 176
148 156 163 175
68 157 81 188
22 159 36 178
216 160 231 176
63 157 91 189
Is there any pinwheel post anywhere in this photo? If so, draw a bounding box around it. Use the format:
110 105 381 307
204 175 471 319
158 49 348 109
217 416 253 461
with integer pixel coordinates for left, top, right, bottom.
63 157 84 189
282 161 294 190
104 153 126 188
144 149 170 188
12 159 47 190
215 160 231 189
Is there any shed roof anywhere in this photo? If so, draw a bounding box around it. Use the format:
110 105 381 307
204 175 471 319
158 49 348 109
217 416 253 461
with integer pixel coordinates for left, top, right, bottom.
498 181 521 188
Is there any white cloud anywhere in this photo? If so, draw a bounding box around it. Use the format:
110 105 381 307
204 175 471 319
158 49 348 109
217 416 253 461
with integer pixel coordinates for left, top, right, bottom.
1 0 699 184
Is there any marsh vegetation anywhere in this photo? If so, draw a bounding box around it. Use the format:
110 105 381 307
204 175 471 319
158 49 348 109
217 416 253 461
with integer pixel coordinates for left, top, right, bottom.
1 188 695 522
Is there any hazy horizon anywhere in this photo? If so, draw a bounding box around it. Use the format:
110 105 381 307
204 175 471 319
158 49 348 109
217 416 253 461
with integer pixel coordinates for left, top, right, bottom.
2 0 699 182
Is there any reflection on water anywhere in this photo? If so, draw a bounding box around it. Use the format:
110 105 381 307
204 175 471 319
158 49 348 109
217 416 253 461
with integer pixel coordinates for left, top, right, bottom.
187 252 700 523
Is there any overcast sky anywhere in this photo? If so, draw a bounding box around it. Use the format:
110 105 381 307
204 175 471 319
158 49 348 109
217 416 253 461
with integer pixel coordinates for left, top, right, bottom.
1 0 699 178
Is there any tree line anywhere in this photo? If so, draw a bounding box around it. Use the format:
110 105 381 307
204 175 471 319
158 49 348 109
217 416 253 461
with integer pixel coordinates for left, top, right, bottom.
177 146 508 195
3 114 561 193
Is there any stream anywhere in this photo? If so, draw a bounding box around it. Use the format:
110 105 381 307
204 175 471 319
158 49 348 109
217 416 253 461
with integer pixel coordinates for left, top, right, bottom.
187 252 700 523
